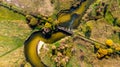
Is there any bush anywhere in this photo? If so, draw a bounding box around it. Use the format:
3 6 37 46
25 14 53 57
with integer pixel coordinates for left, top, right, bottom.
105 39 113 47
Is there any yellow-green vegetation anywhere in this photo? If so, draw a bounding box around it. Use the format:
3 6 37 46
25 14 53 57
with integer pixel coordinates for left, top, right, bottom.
79 22 92 38
0 2 30 57
0 20 31 57
0 6 25 20
105 11 114 25
47 17 54 22
116 18 120 27
26 15 32 20
51 0 76 15
29 17 38 26
44 22 52 29
95 39 120 59
0 35 23 56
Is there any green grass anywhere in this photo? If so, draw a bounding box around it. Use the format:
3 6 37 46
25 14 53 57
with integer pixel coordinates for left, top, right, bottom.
0 21 31 57
0 6 25 20
0 6 31 57
110 33 120 44
0 36 24 57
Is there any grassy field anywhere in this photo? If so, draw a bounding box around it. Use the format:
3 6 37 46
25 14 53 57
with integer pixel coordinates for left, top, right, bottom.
0 6 31 57
0 6 25 20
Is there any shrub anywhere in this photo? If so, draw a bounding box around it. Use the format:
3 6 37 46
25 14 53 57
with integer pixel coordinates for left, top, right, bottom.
105 39 113 47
